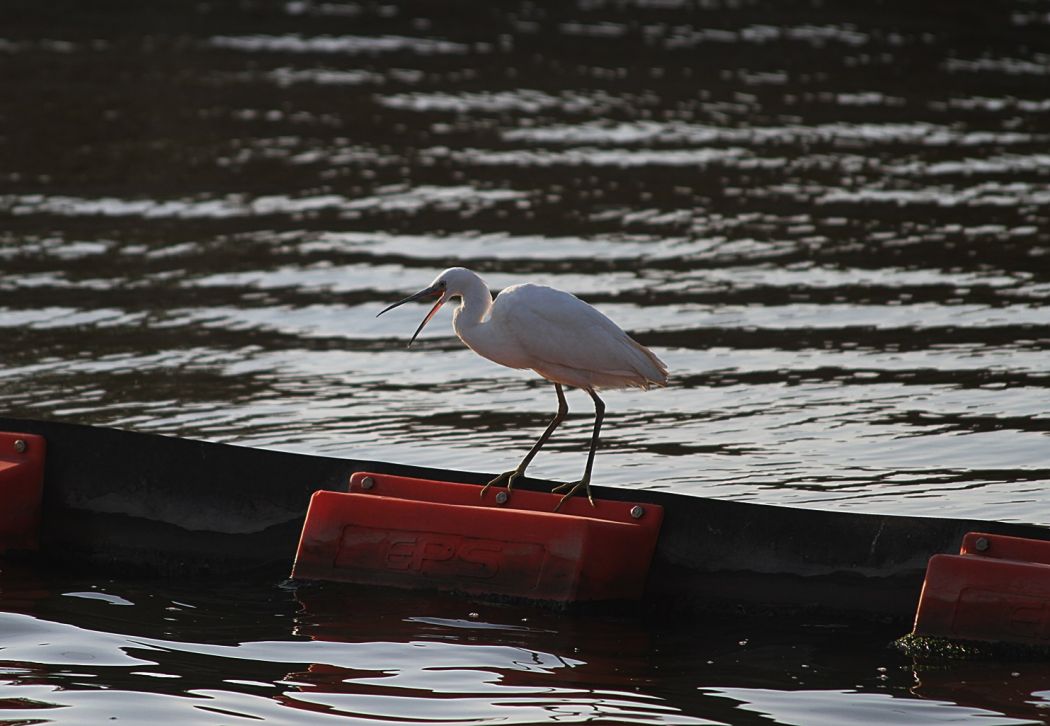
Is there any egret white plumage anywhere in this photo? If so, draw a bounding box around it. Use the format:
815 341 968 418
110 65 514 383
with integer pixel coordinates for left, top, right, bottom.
377 267 668 510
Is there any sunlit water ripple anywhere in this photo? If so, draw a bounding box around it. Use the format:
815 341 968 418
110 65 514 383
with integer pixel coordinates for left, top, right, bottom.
0 0 1049 722
1 0 1047 527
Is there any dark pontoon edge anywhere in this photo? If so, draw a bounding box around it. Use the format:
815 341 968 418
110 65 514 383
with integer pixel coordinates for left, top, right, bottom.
3 416 1047 624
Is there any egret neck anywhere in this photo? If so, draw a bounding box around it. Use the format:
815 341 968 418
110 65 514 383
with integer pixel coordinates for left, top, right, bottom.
450 272 497 358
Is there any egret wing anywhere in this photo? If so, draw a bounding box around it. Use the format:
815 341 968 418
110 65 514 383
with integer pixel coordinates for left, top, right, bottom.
494 284 666 389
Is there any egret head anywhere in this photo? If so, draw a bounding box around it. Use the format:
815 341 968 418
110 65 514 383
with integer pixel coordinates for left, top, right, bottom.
376 267 478 347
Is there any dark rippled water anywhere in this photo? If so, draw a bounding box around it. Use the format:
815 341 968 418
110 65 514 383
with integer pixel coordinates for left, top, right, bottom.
4 573 1050 726
2 0 1049 723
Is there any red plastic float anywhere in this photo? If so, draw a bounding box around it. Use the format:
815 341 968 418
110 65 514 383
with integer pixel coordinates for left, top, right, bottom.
291 472 663 602
914 531 1050 646
0 432 46 552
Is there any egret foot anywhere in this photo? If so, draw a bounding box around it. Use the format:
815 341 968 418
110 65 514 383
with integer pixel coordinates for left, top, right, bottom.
480 469 524 499
551 477 595 511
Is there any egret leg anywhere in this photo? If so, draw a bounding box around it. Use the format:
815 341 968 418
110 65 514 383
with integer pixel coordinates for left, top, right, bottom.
552 389 605 511
481 383 568 499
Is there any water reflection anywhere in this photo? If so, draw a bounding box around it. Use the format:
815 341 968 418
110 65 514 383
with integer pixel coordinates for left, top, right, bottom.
5 575 1050 725
0 579 710 724
701 687 1038 726
911 663 1050 726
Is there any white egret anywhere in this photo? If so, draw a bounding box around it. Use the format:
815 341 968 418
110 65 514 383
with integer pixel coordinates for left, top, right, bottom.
377 267 668 510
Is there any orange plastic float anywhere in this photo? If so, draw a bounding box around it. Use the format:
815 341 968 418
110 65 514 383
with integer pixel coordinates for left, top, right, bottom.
0 432 45 552
914 531 1050 646
291 472 664 602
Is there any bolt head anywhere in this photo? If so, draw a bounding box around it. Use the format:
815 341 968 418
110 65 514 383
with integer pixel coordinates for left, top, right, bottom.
495 491 509 505
974 536 990 552
630 505 645 519
360 476 375 491
13 439 26 454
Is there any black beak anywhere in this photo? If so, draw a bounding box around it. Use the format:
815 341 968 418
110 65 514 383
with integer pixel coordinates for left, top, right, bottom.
377 283 446 347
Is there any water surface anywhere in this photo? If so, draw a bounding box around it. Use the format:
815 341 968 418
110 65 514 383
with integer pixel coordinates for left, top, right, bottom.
2 0 1048 522
2 573 1049 726
1 0 1049 723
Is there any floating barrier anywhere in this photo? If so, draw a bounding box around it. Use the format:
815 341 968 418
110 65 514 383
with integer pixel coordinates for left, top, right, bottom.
292 472 663 602
6 417 1050 624
912 532 1050 649
0 432 44 552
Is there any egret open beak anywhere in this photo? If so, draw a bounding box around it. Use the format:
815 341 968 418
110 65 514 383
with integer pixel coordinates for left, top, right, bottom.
377 283 446 347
